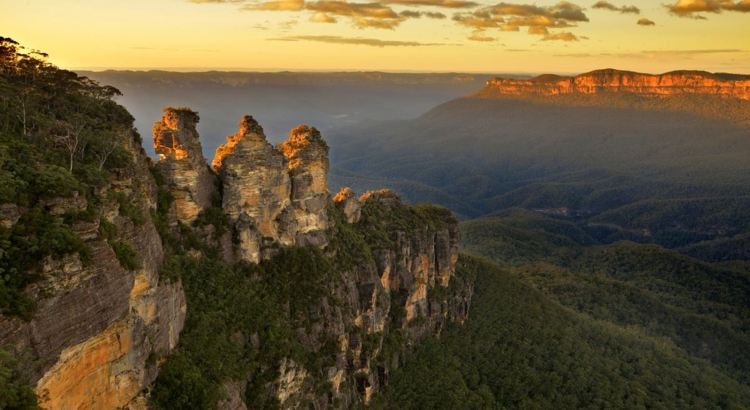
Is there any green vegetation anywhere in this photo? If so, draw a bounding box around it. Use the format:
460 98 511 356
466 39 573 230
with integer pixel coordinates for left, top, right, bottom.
0 346 41 410
328 93 750 259
0 37 139 319
110 240 140 271
371 254 750 410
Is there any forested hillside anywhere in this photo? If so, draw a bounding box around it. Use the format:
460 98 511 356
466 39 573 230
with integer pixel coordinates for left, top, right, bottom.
369 209 750 409
327 85 750 260
370 253 750 410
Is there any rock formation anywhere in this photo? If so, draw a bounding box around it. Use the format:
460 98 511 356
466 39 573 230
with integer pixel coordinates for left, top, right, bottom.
480 69 750 100
333 187 361 224
0 131 186 410
153 107 215 224
212 117 332 263
212 115 293 263
0 105 472 410
279 125 330 247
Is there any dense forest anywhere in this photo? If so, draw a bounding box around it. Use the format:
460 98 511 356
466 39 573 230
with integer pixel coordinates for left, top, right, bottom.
370 253 750 410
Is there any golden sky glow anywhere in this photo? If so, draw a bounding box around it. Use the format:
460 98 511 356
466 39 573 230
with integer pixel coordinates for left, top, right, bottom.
2 0 749 73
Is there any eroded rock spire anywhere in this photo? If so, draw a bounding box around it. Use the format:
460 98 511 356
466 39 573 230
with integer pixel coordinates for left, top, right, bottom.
153 107 215 224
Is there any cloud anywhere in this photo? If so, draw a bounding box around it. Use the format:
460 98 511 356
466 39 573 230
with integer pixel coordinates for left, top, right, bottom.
270 35 454 47
279 19 298 29
554 48 747 58
540 31 580 41
453 1 590 37
637 17 656 25
310 12 337 22
380 0 480 8
189 0 243 3
242 0 304 11
468 30 496 41
591 1 640 14
305 1 406 28
400 10 447 18
666 0 750 18
723 0 750 11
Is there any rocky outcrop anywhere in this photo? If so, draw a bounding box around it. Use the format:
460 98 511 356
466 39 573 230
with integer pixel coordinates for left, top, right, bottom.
480 69 750 100
249 189 470 409
212 115 293 263
333 187 361 224
0 203 23 228
0 131 186 410
212 117 332 263
153 107 215 224
279 125 330 247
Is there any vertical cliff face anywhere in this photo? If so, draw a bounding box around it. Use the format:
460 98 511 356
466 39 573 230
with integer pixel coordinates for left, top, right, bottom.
212 115 293 263
211 117 332 263
279 125 330 247
0 134 186 410
479 69 750 100
153 107 215 224
3 106 471 410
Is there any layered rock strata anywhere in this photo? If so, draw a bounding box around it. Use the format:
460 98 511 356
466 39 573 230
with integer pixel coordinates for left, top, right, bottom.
225 188 472 409
482 69 750 100
0 132 186 410
153 107 215 224
212 115 293 263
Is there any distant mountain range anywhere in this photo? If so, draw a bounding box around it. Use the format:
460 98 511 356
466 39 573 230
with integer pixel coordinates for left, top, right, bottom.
78 70 526 157
327 69 750 256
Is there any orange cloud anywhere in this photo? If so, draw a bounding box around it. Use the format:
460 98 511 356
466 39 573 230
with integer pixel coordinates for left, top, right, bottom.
400 10 447 18
453 2 589 38
637 17 656 25
380 0 479 8
271 35 455 46
540 31 579 41
468 30 496 41
592 1 640 14
667 0 750 18
242 0 304 11
310 12 337 23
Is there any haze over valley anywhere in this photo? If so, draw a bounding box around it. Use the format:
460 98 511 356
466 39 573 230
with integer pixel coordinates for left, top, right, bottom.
2 0 750 409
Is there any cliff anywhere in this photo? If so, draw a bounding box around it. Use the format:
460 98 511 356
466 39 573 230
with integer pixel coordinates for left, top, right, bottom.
149 114 472 409
153 107 215 224
0 63 470 409
212 116 330 263
0 131 186 410
478 69 750 100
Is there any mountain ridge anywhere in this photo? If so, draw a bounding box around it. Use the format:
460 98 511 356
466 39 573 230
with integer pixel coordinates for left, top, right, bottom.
477 68 750 100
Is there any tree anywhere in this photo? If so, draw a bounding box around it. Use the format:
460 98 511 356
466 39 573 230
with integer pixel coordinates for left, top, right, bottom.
91 127 128 171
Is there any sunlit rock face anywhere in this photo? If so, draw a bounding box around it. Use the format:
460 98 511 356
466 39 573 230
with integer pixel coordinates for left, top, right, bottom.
153 107 215 224
279 125 330 247
333 187 361 224
0 134 186 410
481 69 750 100
213 115 293 263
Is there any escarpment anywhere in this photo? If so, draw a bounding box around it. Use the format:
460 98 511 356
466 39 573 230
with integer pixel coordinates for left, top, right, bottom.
0 99 471 409
150 111 472 409
0 129 186 410
479 69 750 100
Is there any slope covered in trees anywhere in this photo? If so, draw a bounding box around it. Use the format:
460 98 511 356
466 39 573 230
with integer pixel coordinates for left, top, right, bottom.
326 87 750 260
370 254 750 410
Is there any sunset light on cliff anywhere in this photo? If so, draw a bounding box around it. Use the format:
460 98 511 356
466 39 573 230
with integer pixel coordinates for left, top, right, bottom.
2 0 749 73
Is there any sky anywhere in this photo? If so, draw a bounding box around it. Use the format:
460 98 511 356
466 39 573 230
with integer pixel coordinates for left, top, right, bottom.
2 0 749 74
